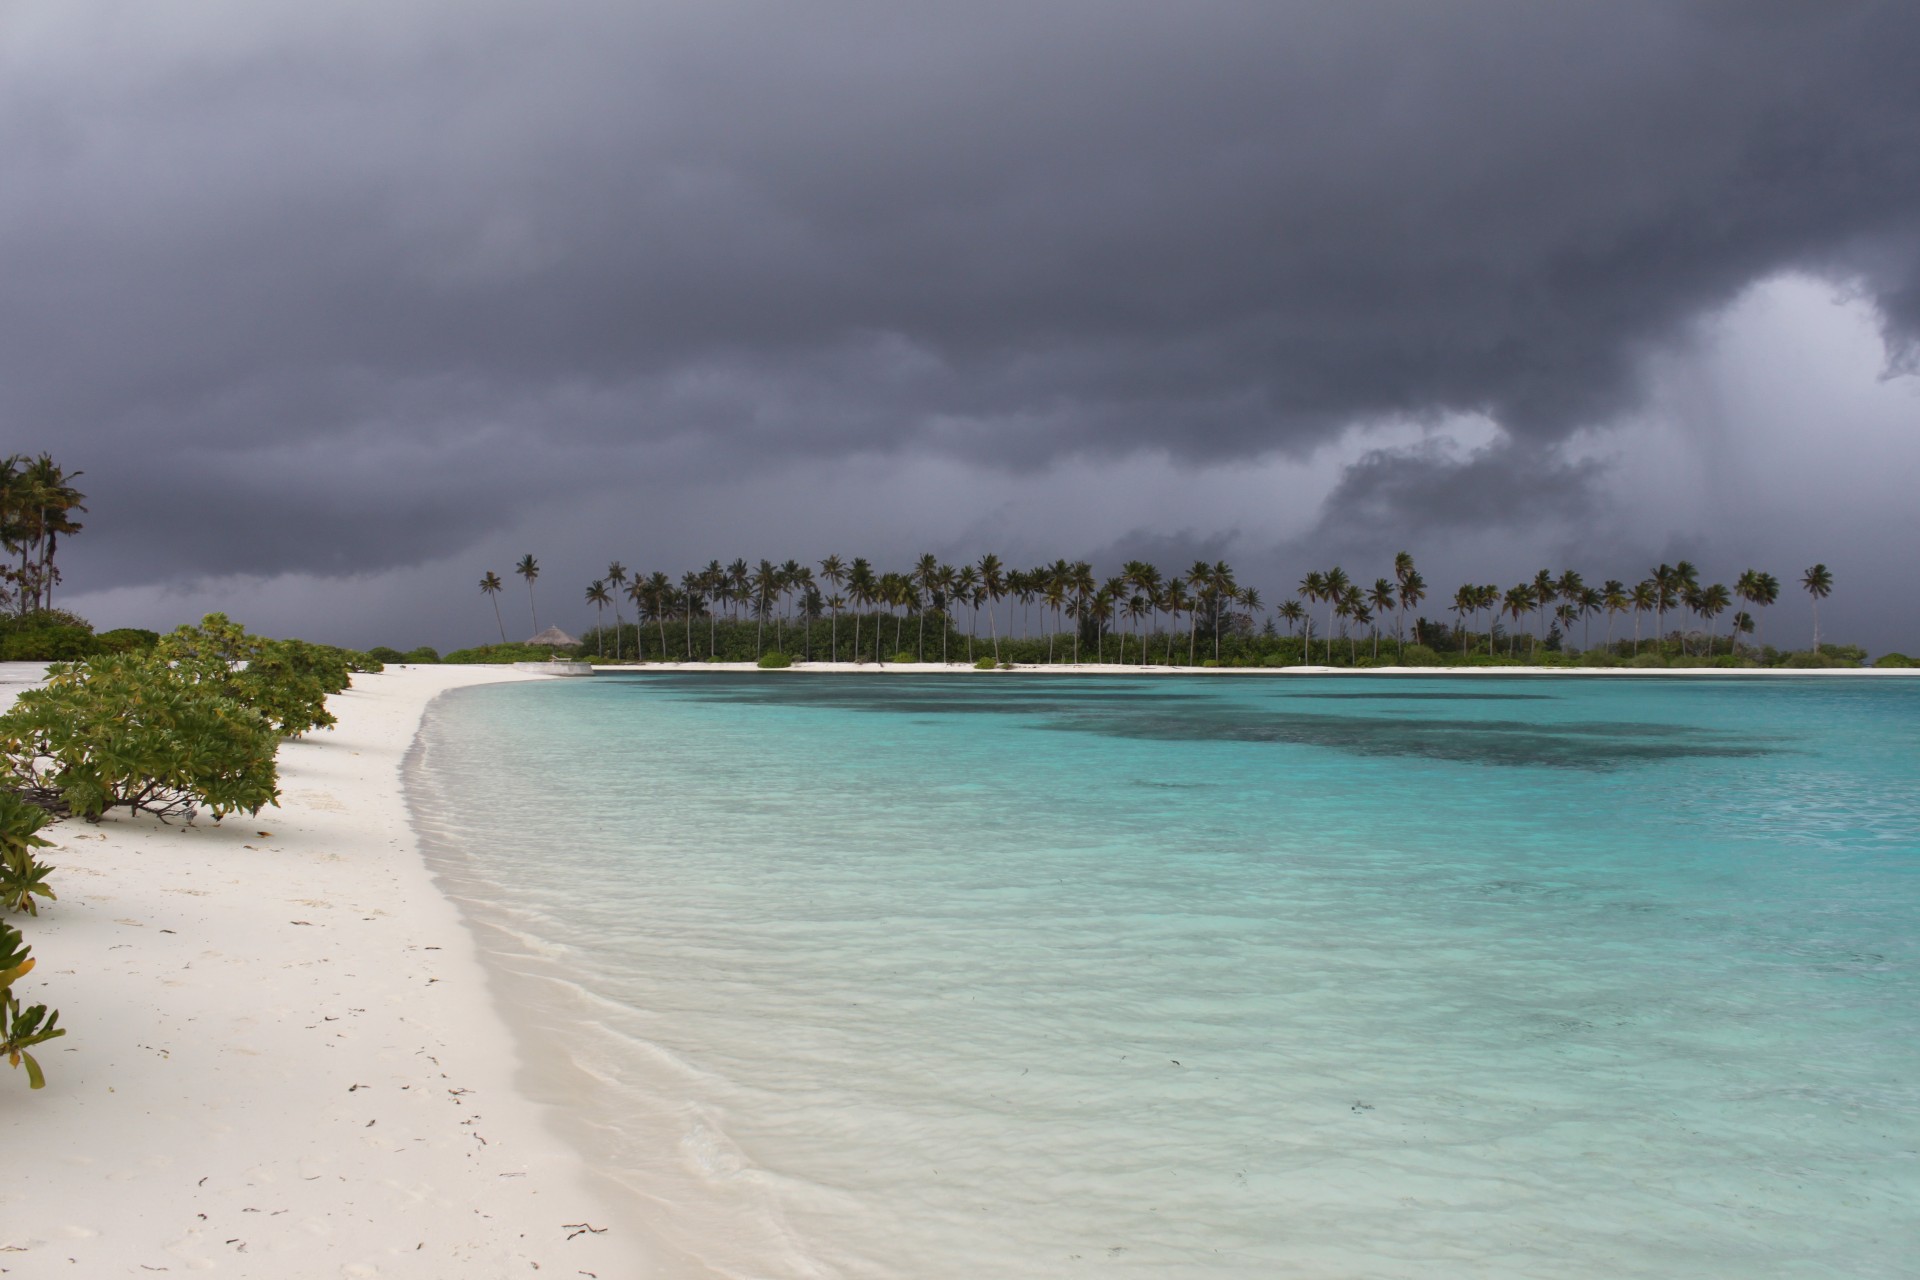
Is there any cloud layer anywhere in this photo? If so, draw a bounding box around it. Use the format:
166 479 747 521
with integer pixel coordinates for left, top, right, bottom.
6 2 1917 646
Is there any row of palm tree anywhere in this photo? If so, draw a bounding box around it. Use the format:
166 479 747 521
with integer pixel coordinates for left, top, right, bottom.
478 551 1840 664
0 454 86 617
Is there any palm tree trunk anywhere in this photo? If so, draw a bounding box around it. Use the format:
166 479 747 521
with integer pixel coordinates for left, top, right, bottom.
492 597 506 644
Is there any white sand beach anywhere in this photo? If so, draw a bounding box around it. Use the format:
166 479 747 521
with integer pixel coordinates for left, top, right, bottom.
0 664 645 1278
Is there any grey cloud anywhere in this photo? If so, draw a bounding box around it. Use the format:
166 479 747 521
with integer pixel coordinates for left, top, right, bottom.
7 0 1920 615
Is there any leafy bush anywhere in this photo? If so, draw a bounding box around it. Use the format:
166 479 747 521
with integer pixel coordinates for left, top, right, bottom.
441 643 562 664
1629 652 1668 668
1873 652 1916 668
0 792 56 916
974 656 997 670
156 615 338 737
404 646 441 664
757 651 793 669
0 652 280 821
1 918 62 1089
0 609 97 661
1398 644 1443 666
367 646 408 664
95 628 159 653
892 651 917 664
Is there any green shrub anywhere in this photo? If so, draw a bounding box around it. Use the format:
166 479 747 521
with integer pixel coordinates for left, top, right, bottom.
1629 652 1668 668
0 652 280 822
757 651 792 669
1 918 62 1090
891 651 917 665
367 646 407 664
156 615 336 738
0 793 56 917
404 646 441 664
440 642 559 664
94 628 159 654
974 656 998 670
1873 652 1916 668
1399 644 1442 666
0 616 97 660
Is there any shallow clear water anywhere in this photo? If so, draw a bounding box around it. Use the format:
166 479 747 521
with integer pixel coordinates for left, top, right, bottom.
406 674 1920 1279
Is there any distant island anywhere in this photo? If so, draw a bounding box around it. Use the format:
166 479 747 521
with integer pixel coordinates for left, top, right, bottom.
397 552 1906 670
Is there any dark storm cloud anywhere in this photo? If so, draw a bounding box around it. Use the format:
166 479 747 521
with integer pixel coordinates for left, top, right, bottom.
6 0 1920 591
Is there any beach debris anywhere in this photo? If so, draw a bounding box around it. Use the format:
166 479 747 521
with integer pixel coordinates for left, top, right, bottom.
563 1223 607 1241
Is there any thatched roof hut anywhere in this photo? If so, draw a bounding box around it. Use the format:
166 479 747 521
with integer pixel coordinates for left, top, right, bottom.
526 625 579 647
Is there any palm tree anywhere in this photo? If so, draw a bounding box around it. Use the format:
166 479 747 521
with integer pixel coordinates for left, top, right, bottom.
1209 561 1238 661
913 554 939 660
585 581 611 657
978 554 1006 662
1630 580 1656 655
515 554 541 633
1320 567 1349 664
624 576 648 659
1650 564 1678 654
646 571 674 657
1448 585 1474 651
1399 569 1427 646
1801 564 1833 653
605 561 629 659
681 570 705 659
848 558 877 662
1504 584 1536 657
1601 580 1628 651
1392 551 1415 643
818 555 847 660
1278 598 1305 641
1367 579 1397 660
1697 582 1731 655
1297 572 1325 660
479 571 508 643
704 560 726 658
1731 610 1756 655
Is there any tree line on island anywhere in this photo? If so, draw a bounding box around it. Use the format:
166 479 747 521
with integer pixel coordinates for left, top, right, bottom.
442 551 1896 670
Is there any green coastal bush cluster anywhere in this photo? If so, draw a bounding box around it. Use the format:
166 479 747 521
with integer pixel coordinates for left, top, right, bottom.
0 614 375 824
0 609 159 662
0 615 374 1089
1 793 63 1088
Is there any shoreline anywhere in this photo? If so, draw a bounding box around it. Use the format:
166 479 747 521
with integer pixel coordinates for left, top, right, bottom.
582 659 1916 676
0 663 644 1277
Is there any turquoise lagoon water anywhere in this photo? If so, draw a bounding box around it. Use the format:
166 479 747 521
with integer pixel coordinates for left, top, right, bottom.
405 675 1920 1278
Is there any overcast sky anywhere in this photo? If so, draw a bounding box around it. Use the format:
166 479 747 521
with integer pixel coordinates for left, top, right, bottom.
9 1 1918 652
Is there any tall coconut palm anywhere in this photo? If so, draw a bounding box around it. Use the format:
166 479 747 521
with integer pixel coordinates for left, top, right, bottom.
1070 562 1095 664
704 560 727 657
819 554 847 660
645 571 674 657
1209 561 1238 661
1367 579 1397 659
1399 569 1427 646
585 581 611 657
605 561 629 659
1601 580 1627 651
1801 563 1833 653
1504 584 1536 657
1448 585 1474 651
681 570 705 659
480 571 508 643
1630 580 1656 655
1320 567 1349 664
622 576 648 659
848 558 877 662
978 554 1006 661
913 554 939 660
1278 598 1305 641
1697 582 1731 655
1392 551 1415 643
1649 564 1678 653
1297 572 1325 659
515 555 541 633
